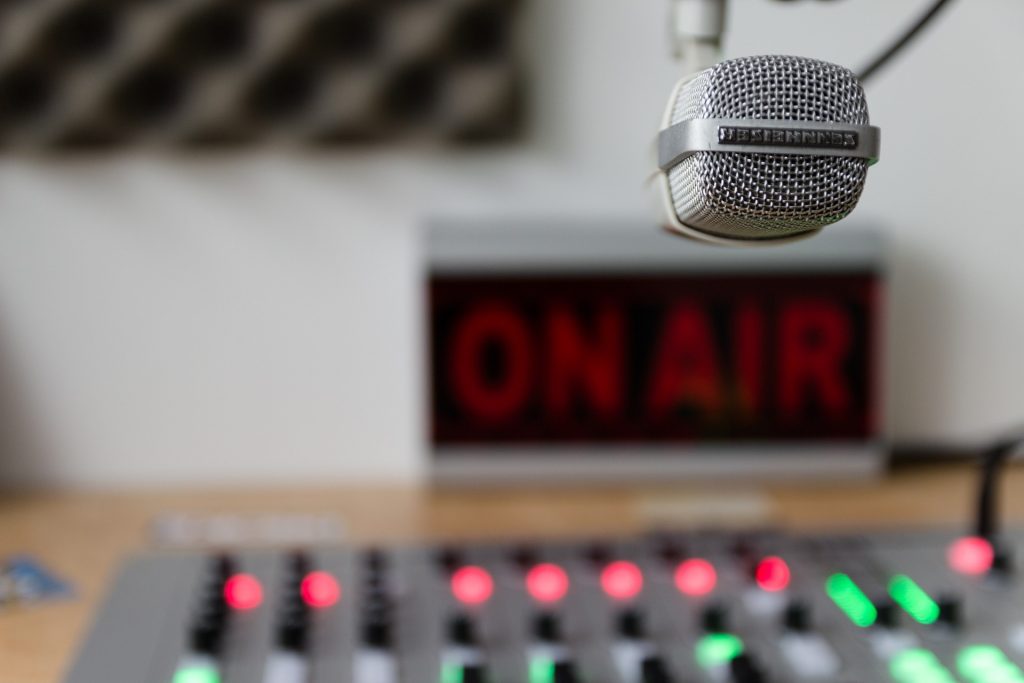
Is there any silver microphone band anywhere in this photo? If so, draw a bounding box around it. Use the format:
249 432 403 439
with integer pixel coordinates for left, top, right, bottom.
658 118 881 171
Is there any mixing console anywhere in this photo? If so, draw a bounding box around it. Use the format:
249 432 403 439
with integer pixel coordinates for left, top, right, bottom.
65 529 1024 683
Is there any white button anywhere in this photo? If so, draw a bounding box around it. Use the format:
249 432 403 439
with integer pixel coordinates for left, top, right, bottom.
355 649 398 683
870 630 919 661
781 634 841 678
263 652 308 683
612 639 655 683
1008 624 1024 653
743 588 786 618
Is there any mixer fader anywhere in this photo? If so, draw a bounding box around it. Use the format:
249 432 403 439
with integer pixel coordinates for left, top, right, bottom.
65 530 1024 683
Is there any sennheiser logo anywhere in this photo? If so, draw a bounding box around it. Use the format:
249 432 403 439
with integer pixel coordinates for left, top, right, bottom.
718 126 858 149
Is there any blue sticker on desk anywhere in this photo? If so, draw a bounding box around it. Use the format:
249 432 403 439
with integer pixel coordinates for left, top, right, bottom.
1 555 74 605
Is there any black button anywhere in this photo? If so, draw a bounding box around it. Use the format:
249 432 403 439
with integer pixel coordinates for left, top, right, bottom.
512 546 538 569
655 538 682 563
189 621 223 654
617 609 645 639
937 595 961 628
437 548 462 573
585 544 611 566
553 661 578 683
641 655 673 683
874 599 899 629
783 601 811 632
701 604 728 633
461 664 487 683
534 612 561 642
730 654 767 683
992 544 1014 574
731 538 756 561
278 618 308 652
449 614 476 645
362 620 392 648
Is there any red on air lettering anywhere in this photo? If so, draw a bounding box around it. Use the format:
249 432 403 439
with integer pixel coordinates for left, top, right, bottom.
778 300 852 418
733 303 765 418
545 305 625 418
449 303 532 421
434 280 871 441
646 304 723 416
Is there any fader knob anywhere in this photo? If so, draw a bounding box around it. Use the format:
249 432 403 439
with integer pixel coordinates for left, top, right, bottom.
937 595 961 628
461 663 487 683
874 599 899 629
189 620 223 655
641 655 673 683
586 544 611 566
701 604 729 633
655 538 682 563
730 654 767 683
449 614 476 645
362 620 392 648
617 609 645 639
512 546 538 569
783 601 811 632
533 612 561 642
992 545 1015 574
553 661 579 683
278 616 308 652
437 547 462 572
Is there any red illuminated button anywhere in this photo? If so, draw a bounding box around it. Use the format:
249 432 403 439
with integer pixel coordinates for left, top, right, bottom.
674 558 717 597
224 573 263 610
526 563 570 603
601 561 644 601
301 571 341 608
451 566 494 606
948 536 995 576
754 556 791 593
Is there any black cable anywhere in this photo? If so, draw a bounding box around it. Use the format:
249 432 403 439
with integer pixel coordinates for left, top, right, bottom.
857 0 956 83
976 434 1023 541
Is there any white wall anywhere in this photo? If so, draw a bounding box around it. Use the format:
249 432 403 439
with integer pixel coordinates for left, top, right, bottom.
1 0 1022 488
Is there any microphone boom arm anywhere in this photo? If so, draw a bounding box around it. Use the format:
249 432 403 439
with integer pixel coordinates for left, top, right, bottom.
670 0 727 75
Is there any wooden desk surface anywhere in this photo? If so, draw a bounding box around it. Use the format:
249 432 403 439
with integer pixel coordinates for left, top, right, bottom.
3 462 1023 683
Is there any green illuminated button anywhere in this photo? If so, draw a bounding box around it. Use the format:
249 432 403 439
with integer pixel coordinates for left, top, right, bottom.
825 573 877 628
442 662 464 683
172 666 221 683
695 633 744 669
959 645 1005 674
890 649 957 683
529 658 555 683
888 575 940 625
958 645 1024 683
891 649 939 676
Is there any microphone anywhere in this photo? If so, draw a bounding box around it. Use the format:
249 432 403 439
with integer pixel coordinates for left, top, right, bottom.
653 54 881 246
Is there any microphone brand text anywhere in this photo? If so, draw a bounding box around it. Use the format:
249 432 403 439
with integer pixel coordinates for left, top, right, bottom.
718 126 858 149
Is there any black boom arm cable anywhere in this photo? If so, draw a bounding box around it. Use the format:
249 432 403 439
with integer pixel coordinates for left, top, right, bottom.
857 0 956 83
976 434 1023 542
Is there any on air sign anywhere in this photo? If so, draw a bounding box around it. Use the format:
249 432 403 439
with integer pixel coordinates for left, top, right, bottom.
432 274 879 443
427 224 885 482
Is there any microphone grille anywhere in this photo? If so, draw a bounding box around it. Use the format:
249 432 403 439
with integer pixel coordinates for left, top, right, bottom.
667 55 871 242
